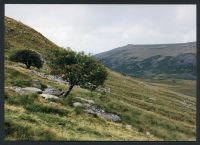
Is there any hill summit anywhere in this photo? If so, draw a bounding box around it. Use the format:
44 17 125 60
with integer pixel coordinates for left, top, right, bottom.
94 42 196 79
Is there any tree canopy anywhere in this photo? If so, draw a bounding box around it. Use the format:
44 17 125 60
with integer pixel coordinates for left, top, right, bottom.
50 50 108 97
10 49 43 69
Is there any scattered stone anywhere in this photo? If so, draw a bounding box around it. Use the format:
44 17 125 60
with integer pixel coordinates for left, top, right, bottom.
10 86 25 94
40 94 59 100
75 97 95 104
22 87 42 94
43 87 64 96
31 70 68 84
72 97 120 122
10 86 42 94
84 104 121 122
99 113 121 122
73 102 83 107
96 87 111 93
126 125 132 129
146 131 151 136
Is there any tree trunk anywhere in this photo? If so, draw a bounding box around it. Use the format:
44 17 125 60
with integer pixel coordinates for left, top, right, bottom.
25 60 32 69
25 63 31 69
64 85 74 98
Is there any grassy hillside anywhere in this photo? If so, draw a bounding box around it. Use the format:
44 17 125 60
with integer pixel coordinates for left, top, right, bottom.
4 16 196 141
5 17 64 61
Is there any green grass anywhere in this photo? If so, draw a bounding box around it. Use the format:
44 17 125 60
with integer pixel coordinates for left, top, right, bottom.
4 65 196 141
5 91 157 141
139 78 196 97
5 66 32 87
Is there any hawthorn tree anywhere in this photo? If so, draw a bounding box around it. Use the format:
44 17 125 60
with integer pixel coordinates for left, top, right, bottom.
10 49 43 69
51 50 108 97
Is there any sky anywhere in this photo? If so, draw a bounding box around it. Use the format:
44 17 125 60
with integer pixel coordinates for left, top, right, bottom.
5 4 196 54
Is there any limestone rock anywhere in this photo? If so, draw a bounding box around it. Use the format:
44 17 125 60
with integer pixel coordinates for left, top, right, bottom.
73 102 83 107
43 87 63 96
84 105 121 122
126 125 132 129
40 94 59 100
10 86 42 94
146 131 151 136
22 87 42 94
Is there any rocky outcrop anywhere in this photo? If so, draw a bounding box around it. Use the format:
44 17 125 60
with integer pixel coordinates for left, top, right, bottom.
10 86 42 94
84 104 121 122
43 87 64 96
125 125 132 129
22 87 43 94
96 87 111 93
31 70 68 84
73 102 83 107
73 97 121 122
40 94 59 100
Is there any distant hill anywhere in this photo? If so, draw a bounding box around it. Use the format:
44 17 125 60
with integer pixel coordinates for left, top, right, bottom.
94 42 196 79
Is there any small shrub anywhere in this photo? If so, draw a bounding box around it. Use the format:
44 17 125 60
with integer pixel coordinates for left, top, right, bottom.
9 49 43 69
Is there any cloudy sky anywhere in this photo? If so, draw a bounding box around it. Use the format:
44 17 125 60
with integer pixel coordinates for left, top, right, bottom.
5 4 196 54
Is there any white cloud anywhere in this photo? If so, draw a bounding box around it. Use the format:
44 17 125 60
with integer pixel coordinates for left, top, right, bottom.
5 4 196 54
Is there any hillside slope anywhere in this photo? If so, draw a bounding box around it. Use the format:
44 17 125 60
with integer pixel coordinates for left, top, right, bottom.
94 42 196 79
5 17 64 61
4 16 196 141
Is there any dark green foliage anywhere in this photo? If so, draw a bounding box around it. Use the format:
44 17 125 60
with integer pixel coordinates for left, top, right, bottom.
98 54 196 80
51 50 108 97
9 50 43 69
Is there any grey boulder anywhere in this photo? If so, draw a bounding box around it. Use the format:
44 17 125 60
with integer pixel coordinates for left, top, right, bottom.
43 87 64 96
73 102 83 107
11 86 42 94
40 94 59 100
22 87 43 94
